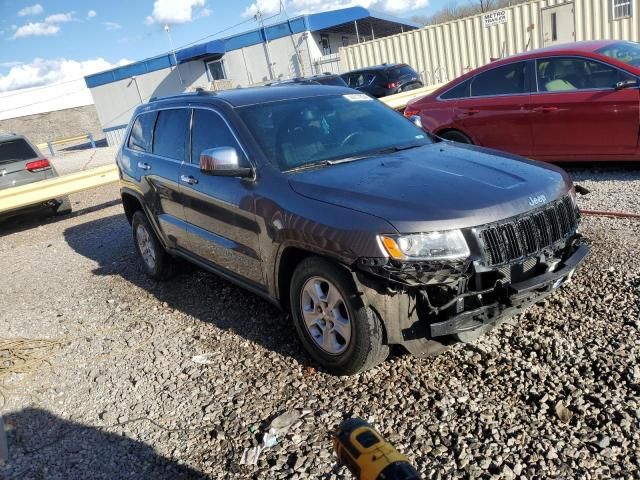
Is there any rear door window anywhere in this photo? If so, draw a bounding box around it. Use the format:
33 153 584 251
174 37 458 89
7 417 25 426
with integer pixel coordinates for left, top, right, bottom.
471 62 527 97
127 111 157 152
190 109 247 166
536 57 635 92
0 139 38 165
152 108 190 160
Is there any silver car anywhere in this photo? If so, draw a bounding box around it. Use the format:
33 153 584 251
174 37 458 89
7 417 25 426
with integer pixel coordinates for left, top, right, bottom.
0 133 71 217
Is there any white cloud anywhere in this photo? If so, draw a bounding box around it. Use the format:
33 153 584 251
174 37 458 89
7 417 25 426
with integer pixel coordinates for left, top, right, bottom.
11 11 76 40
45 12 75 23
12 22 60 39
242 0 427 18
145 0 208 25
103 21 122 31
0 57 132 93
0 61 23 68
87 10 97 19
18 4 43 16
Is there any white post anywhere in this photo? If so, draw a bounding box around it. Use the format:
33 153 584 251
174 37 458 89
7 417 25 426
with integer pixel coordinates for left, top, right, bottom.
164 24 184 86
256 10 275 80
354 20 360 43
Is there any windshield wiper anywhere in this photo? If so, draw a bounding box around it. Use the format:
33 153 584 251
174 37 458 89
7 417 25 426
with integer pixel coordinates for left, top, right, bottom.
373 144 423 154
327 154 375 165
285 160 331 173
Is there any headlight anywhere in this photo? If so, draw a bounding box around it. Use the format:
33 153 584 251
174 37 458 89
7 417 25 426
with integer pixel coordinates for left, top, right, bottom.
379 230 470 261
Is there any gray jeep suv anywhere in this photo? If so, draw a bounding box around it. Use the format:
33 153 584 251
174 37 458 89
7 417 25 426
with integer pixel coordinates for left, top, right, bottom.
0 133 71 217
117 86 588 375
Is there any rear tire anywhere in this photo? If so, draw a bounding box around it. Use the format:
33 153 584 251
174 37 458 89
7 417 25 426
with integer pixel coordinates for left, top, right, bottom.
132 211 174 280
439 130 473 144
290 257 389 375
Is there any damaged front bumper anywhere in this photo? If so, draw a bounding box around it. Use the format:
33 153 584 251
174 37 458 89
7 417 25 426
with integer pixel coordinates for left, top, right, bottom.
353 237 589 356
428 242 588 337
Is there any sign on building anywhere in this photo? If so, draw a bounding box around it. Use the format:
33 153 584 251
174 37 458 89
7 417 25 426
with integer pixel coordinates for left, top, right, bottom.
483 10 508 27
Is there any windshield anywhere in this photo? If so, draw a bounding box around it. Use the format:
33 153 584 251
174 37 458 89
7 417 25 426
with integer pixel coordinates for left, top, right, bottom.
0 139 38 165
238 93 430 171
596 41 640 68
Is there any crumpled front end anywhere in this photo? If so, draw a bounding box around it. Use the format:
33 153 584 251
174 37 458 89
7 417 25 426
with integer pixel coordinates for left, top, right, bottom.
353 194 589 356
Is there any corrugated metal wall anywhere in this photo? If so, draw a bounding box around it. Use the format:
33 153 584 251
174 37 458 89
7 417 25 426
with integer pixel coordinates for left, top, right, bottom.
341 0 640 84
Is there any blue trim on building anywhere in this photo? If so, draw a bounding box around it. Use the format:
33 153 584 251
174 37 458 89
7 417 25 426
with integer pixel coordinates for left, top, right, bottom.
103 123 129 132
85 53 176 88
84 6 419 89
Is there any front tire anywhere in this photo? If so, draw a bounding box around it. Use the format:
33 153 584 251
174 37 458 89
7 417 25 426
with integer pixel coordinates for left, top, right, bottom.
290 257 389 375
132 211 173 280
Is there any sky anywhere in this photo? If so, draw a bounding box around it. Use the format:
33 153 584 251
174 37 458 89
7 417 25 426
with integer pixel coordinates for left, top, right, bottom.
0 0 447 93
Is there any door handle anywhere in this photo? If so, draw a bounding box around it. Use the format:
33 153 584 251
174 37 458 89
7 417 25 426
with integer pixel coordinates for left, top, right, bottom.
180 175 198 185
137 162 151 170
532 106 559 113
461 108 481 115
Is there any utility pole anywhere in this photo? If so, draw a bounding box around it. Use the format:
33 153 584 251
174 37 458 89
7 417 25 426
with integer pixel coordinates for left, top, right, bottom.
255 9 275 80
164 24 185 86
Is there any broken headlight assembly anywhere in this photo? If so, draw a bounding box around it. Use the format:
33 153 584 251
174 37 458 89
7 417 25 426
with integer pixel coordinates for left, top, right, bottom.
378 230 470 261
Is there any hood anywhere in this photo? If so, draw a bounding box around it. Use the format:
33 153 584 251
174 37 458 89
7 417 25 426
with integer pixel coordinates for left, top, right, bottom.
288 143 571 233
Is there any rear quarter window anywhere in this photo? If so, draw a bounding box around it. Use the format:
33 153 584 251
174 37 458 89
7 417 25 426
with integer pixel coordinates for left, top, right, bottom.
0 139 38 165
440 79 472 99
127 111 157 152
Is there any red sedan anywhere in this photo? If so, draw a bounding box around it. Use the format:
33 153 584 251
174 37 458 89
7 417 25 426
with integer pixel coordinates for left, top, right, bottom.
405 40 640 162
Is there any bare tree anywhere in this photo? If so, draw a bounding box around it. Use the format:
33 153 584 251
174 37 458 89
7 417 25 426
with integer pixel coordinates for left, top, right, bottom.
411 0 525 26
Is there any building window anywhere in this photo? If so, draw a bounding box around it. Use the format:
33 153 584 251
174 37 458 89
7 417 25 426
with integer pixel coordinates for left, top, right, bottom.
320 34 331 55
612 0 632 19
342 36 349 47
206 59 226 80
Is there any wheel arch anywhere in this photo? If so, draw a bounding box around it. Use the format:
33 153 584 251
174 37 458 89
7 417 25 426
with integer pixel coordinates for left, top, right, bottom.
121 189 145 224
434 127 475 144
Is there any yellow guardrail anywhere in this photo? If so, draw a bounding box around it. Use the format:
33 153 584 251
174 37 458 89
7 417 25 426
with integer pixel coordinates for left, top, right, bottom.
380 84 443 110
0 164 119 214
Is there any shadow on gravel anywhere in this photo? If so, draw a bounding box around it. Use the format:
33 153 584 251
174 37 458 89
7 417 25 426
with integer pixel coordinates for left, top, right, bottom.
0 408 206 479
63 213 314 368
0 199 121 237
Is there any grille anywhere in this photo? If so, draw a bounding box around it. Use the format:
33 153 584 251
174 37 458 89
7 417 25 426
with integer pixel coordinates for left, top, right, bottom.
479 195 579 266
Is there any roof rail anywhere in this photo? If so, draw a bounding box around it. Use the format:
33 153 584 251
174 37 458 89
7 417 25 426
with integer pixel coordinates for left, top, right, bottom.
148 90 217 103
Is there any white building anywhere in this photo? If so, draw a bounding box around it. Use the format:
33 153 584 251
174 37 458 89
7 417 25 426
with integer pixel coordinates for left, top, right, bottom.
84 7 419 146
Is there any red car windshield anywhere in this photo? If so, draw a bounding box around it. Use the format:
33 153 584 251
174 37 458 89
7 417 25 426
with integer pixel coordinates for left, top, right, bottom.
596 41 640 68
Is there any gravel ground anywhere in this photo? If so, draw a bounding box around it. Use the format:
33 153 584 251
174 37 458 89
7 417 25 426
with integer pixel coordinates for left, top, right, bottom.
50 145 117 176
0 165 639 479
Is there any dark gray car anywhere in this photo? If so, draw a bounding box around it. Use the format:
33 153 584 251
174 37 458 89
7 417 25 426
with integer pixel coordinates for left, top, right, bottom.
0 133 71 216
116 86 588 375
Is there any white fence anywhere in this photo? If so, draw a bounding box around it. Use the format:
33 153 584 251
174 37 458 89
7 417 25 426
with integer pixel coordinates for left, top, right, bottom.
340 0 640 85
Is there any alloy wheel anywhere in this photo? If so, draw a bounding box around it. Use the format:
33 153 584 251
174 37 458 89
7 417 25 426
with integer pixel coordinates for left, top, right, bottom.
300 276 352 355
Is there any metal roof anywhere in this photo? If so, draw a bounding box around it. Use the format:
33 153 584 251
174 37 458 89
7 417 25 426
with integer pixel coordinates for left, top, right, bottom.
85 7 419 89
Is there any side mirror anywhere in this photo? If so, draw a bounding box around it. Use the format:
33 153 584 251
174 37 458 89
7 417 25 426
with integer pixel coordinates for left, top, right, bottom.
615 78 638 90
199 147 252 177
409 115 423 129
